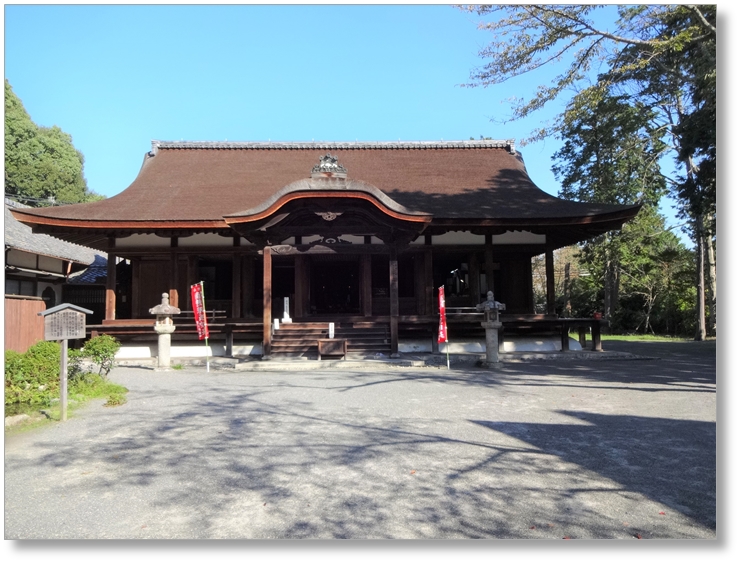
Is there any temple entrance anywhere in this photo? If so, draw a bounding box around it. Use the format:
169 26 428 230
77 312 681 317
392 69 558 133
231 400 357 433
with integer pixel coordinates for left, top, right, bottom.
198 258 232 316
272 258 295 318
309 255 360 315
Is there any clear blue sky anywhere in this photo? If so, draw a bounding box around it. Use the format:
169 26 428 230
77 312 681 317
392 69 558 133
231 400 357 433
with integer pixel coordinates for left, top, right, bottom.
2 3 727 245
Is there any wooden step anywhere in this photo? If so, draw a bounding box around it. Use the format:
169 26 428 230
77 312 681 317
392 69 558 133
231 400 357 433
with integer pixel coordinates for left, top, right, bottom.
270 321 391 359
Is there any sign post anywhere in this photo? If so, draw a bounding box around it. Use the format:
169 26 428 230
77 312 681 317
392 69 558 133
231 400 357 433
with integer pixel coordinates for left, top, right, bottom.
190 282 210 372
438 286 450 370
38 304 93 422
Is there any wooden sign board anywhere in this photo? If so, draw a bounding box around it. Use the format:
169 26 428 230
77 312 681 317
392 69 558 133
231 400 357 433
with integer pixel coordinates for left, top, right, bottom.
43 309 86 341
37 303 92 422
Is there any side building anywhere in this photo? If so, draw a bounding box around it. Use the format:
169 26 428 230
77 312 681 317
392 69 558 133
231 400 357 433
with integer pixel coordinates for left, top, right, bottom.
5 199 108 351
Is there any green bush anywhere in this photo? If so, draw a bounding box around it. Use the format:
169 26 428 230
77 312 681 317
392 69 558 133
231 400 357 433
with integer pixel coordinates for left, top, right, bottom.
80 334 120 377
104 392 127 407
5 334 122 406
4 341 61 406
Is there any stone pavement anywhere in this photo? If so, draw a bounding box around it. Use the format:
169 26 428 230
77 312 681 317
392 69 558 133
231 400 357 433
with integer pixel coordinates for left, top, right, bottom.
4 340 716 540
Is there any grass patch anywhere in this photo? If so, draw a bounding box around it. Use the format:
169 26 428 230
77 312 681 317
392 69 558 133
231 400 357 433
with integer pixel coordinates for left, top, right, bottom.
6 373 128 432
172 363 184 370
599 334 689 342
569 332 694 343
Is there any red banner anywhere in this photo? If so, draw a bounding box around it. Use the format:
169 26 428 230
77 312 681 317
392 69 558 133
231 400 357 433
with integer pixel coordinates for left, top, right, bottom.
438 286 448 344
190 283 210 341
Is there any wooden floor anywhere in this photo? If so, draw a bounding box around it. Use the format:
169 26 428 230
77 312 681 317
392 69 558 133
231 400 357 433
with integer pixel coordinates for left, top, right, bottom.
87 314 604 352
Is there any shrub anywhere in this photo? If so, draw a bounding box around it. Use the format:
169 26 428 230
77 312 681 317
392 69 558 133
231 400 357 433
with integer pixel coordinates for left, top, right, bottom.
4 341 61 406
81 334 120 377
104 392 126 407
5 334 122 407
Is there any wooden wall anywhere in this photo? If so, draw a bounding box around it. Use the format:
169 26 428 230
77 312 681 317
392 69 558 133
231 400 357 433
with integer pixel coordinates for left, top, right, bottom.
4 296 46 353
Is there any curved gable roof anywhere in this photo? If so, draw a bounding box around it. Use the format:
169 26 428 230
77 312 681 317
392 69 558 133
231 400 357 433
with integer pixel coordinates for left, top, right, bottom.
11 140 640 248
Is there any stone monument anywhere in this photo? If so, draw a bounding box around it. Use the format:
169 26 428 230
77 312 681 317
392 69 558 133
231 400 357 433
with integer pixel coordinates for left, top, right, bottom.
476 291 506 367
149 293 181 370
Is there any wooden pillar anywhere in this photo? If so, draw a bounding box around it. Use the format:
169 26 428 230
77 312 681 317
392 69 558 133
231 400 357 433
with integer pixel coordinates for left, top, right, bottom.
560 322 570 351
131 258 141 318
424 247 435 350
187 255 199 310
484 234 495 297
424 247 434 317
263 247 272 356
469 252 481 305
232 253 242 318
592 320 603 352
295 255 307 318
545 248 556 316
414 252 425 315
105 237 116 321
169 237 179 308
242 255 254 317
361 254 372 317
389 247 399 356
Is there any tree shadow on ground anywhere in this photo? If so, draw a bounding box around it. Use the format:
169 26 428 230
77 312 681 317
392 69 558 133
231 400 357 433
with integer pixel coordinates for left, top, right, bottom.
472 411 716 531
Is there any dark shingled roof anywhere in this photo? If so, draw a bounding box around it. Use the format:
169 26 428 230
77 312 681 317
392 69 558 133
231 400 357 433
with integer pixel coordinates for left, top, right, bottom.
4 199 105 265
11 140 640 222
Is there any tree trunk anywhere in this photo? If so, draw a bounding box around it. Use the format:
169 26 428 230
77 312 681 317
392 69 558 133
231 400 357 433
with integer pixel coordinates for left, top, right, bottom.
612 264 621 322
694 217 706 341
604 258 619 326
603 260 612 323
564 262 572 317
704 226 716 336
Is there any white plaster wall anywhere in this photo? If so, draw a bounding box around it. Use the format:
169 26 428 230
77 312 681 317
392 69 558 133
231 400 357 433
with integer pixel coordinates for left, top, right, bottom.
116 337 581 360
116 233 169 248
399 336 582 353
37 255 65 274
410 230 546 245
7 248 37 269
115 342 263 359
115 233 253 248
340 235 365 244
491 231 546 244
179 233 244 247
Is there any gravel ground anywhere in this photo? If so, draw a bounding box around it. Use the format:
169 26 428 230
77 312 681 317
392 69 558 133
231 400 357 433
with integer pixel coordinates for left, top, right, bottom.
4 340 717 540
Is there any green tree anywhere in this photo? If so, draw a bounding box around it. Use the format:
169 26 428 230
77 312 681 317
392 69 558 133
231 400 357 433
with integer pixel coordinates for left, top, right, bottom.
615 210 694 334
551 86 667 326
608 6 716 338
464 4 716 338
4 79 102 206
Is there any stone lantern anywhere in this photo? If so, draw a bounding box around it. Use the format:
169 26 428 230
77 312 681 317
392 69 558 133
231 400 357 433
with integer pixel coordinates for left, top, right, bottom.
149 293 181 370
476 291 506 367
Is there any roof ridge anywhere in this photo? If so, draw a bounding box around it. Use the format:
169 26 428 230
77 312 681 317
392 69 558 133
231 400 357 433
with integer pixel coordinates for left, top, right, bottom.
151 139 517 154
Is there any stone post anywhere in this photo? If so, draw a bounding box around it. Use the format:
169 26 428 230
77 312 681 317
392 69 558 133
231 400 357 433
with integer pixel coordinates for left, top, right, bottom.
149 293 181 370
477 291 506 368
154 323 176 369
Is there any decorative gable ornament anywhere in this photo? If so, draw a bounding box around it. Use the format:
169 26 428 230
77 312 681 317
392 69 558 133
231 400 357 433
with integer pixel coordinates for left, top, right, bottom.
311 154 347 179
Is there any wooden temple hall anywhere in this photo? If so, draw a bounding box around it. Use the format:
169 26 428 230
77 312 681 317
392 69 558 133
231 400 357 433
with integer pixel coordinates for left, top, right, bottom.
11 140 640 358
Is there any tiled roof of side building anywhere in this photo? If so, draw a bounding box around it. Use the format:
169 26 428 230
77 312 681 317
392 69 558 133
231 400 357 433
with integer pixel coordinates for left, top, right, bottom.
4 199 105 265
